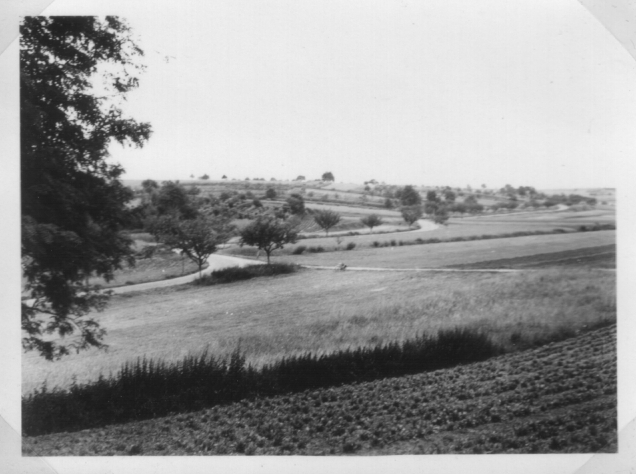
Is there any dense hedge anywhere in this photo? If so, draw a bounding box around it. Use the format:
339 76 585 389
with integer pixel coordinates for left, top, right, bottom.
193 263 299 285
23 328 501 436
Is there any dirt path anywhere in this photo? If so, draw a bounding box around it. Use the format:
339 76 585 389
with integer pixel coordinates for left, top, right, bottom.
103 255 265 295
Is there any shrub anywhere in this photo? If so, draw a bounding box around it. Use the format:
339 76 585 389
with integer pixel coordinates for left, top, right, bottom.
307 246 325 253
194 264 299 286
372 241 380 248
22 327 501 436
292 246 307 255
346 242 356 250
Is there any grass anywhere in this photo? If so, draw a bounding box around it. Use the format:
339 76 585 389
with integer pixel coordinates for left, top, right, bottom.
22 267 615 395
272 230 616 268
88 247 203 288
221 209 614 256
23 325 616 454
22 327 502 436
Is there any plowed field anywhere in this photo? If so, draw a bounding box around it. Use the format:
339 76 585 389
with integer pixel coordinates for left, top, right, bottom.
23 325 616 456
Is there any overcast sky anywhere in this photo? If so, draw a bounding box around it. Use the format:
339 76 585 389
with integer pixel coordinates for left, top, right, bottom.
22 1 636 188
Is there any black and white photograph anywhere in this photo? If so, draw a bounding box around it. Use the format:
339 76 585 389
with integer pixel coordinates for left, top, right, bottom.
3 0 636 472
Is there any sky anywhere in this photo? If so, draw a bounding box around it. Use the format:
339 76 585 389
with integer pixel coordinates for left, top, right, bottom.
11 0 636 189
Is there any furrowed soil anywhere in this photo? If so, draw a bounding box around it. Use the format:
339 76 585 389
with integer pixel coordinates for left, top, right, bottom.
22 324 616 456
447 244 616 269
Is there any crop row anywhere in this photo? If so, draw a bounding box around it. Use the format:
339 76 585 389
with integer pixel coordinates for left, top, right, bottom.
23 324 616 455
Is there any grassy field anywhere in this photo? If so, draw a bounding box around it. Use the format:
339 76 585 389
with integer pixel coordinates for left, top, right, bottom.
23 324 616 455
88 247 203 289
22 266 615 395
270 230 616 268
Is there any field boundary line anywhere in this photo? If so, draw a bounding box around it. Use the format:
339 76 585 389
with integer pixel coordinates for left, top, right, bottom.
300 265 524 273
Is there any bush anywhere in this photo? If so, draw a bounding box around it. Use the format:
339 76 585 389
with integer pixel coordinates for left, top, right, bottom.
194 264 299 286
372 241 380 248
346 242 356 250
292 246 307 255
307 246 325 253
22 328 502 436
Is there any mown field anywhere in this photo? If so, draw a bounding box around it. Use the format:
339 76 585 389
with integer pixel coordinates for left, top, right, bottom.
271 230 616 268
22 324 616 455
22 265 615 395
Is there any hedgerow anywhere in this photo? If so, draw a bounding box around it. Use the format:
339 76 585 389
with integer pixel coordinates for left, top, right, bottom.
22 328 501 436
194 264 299 286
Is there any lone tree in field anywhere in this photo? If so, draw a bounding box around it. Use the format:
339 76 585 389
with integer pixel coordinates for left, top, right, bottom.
152 215 233 278
322 171 335 182
398 185 422 206
21 16 151 360
400 205 423 228
313 209 342 236
239 216 299 264
265 187 277 199
286 193 305 215
360 214 383 233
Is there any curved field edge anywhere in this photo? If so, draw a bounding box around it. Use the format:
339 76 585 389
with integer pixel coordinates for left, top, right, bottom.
22 269 616 395
23 325 616 456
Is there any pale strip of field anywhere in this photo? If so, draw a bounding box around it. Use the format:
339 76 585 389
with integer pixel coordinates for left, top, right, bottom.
262 216 611 254
302 201 401 217
275 230 616 268
22 268 615 395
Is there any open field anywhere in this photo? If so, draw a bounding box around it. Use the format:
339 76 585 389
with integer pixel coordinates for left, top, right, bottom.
448 245 616 270
221 207 615 255
22 267 615 395
23 324 616 455
88 249 203 289
270 231 616 268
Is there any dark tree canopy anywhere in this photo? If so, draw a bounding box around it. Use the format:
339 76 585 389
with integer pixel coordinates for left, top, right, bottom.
400 205 423 227
152 215 233 278
313 210 342 236
21 16 151 360
286 193 305 215
398 185 422 206
265 188 277 199
239 216 299 264
360 214 383 233
322 171 335 181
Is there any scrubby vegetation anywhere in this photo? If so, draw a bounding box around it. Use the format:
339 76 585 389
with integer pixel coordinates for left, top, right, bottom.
23 328 501 436
23 325 616 455
194 263 299 286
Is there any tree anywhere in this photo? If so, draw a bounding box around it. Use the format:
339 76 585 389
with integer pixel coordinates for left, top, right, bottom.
199 174 209 180
222 175 227 179
239 216 299 264
141 179 159 194
360 214 383 233
426 190 439 203
322 171 335 182
313 210 342 236
295 175 306 181
400 205 423 228
151 181 198 219
399 185 422 206
153 215 233 278
286 193 305 215
265 188 277 199
21 16 151 360
443 190 456 202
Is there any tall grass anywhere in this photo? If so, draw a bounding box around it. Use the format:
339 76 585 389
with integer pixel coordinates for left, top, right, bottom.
23 328 501 436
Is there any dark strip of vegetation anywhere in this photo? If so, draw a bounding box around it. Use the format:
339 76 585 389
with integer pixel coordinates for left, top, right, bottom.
193 263 299 286
370 224 615 249
22 328 501 437
447 245 616 270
